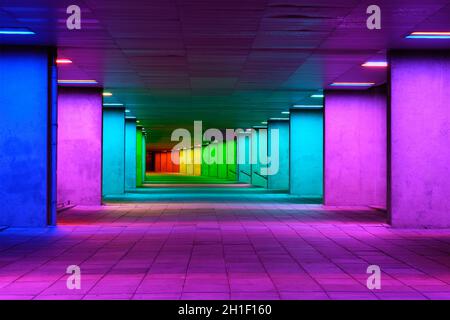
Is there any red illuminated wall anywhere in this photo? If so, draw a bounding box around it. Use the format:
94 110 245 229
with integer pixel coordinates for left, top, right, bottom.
151 151 180 173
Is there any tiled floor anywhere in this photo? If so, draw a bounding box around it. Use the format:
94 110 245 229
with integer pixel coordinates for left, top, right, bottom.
0 188 449 300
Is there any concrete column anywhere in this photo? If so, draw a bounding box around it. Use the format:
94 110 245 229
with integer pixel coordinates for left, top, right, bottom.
194 147 202 176
324 88 387 208
268 120 289 191
217 142 227 179
0 47 57 227
142 133 147 180
202 146 210 176
136 129 143 186
125 118 137 191
102 107 125 196
251 129 268 188
237 132 251 183
226 140 237 181
290 109 323 200
57 87 102 206
389 50 450 228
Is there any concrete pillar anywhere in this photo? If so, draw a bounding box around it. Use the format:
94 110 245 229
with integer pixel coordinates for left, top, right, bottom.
179 150 187 174
251 129 268 188
324 88 387 208
268 120 289 191
389 50 450 228
237 132 251 183
0 47 57 227
194 147 202 176
202 146 210 176
226 140 237 181
290 109 323 200
136 129 143 186
207 145 218 177
125 118 137 191
57 87 102 206
217 142 227 179
102 107 125 196
142 133 147 180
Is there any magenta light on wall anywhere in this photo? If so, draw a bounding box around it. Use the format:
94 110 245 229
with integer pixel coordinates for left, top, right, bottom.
56 58 73 64
406 32 450 39
330 82 375 87
362 61 388 67
58 80 98 84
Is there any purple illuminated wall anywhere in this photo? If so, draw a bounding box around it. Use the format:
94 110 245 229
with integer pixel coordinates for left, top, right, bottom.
324 88 387 208
389 51 450 228
57 87 102 206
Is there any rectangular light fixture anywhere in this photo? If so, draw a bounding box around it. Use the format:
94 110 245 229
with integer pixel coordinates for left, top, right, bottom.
330 82 375 87
103 92 113 97
56 59 73 64
0 28 35 35
261 121 268 125
103 103 124 107
362 61 388 67
125 109 131 113
58 80 98 84
406 32 450 39
281 111 290 114
311 94 324 98
269 117 290 121
292 105 323 109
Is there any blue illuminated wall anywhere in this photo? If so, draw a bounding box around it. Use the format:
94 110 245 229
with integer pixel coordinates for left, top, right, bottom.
102 108 125 196
268 121 289 190
290 109 323 200
125 118 137 190
0 47 57 227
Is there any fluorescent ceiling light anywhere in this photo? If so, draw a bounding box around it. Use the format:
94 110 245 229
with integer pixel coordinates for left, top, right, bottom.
281 111 290 114
125 109 131 113
56 59 73 64
311 94 324 98
330 82 375 87
103 92 113 97
261 121 268 125
269 117 290 121
292 105 323 109
103 103 124 106
0 28 35 35
362 61 388 67
58 80 98 84
407 32 450 39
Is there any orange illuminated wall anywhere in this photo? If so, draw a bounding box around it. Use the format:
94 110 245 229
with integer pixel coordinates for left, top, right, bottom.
155 153 161 172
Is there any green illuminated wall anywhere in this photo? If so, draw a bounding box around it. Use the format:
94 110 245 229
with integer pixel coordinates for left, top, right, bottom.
201 146 210 176
226 140 237 180
136 129 143 186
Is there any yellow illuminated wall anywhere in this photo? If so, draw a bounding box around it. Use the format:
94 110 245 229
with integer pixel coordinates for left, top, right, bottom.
179 149 187 174
194 147 202 176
